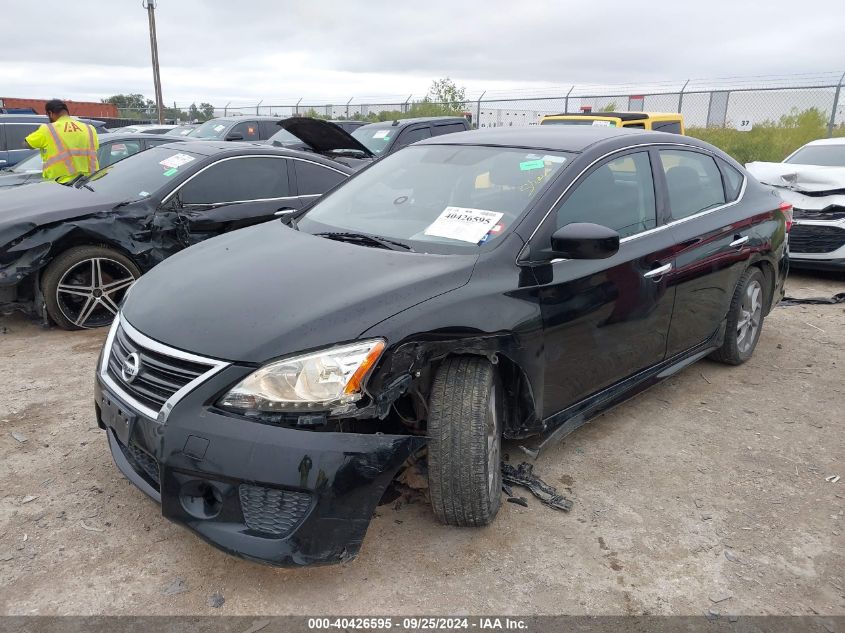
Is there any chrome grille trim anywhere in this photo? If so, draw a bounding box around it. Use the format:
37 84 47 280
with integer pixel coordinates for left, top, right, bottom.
99 313 230 422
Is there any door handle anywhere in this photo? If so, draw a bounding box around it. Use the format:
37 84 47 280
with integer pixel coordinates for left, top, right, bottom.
729 235 749 248
643 262 672 280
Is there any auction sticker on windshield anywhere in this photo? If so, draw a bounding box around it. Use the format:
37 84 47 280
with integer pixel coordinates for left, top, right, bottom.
373 130 390 138
424 207 504 243
159 153 195 169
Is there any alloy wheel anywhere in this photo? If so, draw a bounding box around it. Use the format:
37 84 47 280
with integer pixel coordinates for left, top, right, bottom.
55 257 136 329
736 279 762 354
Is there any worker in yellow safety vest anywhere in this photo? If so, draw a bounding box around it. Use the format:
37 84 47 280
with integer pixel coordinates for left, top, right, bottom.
24 99 99 183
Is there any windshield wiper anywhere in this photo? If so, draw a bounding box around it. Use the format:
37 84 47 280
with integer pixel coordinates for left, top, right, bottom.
315 232 414 252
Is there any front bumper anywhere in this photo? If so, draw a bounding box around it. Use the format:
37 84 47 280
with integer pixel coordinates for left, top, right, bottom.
789 218 845 269
96 373 424 567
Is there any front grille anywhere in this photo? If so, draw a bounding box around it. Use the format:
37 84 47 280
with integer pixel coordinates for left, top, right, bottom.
790 224 845 254
118 437 160 490
106 324 214 414
793 206 845 221
239 484 311 537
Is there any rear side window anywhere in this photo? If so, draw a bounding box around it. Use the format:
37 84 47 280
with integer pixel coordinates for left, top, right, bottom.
180 157 289 204
259 121 280 140
623 123 646 129
4 123 40 150
659 150 725 220
98 140 143 167
395 126 431 149
431 122 467 136
556 151 656 238
652 120 682 134
719 160 744 201
294 160 347 195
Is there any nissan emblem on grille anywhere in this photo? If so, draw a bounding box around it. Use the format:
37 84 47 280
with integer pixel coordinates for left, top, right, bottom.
121 352 141 383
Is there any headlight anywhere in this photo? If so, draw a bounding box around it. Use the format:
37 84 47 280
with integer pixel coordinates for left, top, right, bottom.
218 339 385 412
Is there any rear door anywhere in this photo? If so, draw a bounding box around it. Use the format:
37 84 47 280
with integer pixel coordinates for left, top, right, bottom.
159 155 295 245
658 147 751 356
531 149 677 416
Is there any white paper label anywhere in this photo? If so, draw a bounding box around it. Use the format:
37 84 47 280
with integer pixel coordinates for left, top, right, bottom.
591 120 612 127
159 153 195 169
736 119 753 132
542 154 568 164
214 124 225 132
424 207 504 243
373 130 390 138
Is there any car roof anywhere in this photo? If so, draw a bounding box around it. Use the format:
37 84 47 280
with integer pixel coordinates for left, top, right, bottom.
204 116 282 123
543 111 681 120
99 132 190 142
415 126 700 153
804 136 845 147
359 116 467 129
148 139 356 170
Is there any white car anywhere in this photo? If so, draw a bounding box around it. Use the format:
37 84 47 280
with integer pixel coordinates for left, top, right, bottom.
110 124 180 135
747 137 845 271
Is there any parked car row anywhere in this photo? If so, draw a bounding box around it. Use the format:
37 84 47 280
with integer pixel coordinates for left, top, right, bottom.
0 114 108 167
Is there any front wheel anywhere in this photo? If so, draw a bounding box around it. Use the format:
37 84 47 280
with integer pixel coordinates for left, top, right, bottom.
427 356 503 527
710 267 766 365
41 246 140 330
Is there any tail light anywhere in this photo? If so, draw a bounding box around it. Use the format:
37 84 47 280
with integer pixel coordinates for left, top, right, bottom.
778 201 793 232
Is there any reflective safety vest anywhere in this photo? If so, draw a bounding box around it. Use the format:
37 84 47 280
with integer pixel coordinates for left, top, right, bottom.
25 116 99 183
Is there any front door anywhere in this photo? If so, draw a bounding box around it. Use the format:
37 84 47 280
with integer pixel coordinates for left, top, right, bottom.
531 150 677 417
156 155 297 246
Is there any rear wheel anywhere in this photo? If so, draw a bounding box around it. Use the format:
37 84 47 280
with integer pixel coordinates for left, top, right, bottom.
41 246 140 330
427 356 502 527
710 267 766 365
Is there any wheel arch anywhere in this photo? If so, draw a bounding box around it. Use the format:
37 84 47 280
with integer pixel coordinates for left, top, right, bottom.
748 256 776 316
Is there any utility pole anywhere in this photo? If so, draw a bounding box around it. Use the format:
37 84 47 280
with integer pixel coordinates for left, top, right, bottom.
143 0 165 124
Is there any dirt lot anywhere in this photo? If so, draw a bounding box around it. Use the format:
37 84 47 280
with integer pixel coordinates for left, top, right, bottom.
0 271 843 616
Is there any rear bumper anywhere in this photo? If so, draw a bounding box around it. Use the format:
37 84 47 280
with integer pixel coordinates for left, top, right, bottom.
96 377 424 567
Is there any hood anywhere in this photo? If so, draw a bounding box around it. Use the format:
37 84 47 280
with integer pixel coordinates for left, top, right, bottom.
0 182 121 246
121 221 476 363
277 117 374 158
0 171 40 189
746 161 845 194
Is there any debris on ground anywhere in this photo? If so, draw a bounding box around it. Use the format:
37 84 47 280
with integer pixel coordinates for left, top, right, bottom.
780 293 845 306
79 520 104 532
709 592 733 603
826 475 840 484
160 577 189 596
501 462 573 512
21 495 37 504
11 432 28 444
507 496 529 507
207 591 225 608
724 550 740 563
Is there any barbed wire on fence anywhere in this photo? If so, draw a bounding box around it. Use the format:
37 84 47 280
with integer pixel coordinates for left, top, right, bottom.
117 70 845 136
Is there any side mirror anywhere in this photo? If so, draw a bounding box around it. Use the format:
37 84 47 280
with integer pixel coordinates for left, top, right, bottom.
226 133 244 141
551 223 620 259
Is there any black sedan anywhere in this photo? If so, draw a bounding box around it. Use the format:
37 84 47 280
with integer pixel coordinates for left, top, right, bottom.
0 141 355 329
0 132 192 189
96 127 789 566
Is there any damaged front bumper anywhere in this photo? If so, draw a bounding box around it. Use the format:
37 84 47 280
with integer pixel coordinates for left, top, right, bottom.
95 320 425 567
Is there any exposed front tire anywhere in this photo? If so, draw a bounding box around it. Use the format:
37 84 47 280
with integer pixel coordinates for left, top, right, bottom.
427 356 503 527
710 267 766 365
41 246 140 330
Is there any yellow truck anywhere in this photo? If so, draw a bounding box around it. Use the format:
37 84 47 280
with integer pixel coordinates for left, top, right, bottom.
540 111 685 134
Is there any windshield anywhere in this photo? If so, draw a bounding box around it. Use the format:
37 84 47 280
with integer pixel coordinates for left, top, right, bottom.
267 128 306 147
191 119 231 139
352 125 395 155
81 147 204 199
785 145 845 167
299 144 572 254
542 118 618 127
10 151 42 173
166 126 196 136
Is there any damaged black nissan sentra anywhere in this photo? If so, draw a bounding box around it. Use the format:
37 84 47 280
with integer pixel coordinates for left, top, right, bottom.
96 127 790 566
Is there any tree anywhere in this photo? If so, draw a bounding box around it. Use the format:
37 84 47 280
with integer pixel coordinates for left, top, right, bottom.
428 77 466 111
103 93 155 117
601 101 619 112
200 103 215 120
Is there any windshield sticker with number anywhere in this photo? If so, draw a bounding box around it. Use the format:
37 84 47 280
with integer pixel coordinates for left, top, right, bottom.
424 207 504 244
373 130 390 138
520 159 546 171
159 153 195 169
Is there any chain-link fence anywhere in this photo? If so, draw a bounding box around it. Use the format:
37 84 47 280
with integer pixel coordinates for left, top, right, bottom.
119 71 845 136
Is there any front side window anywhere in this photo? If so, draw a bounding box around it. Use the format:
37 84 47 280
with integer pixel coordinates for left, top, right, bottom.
555 152 656 239
659 149 726 220
5 123 40 149
229 121 260 141
179 157 289 205
395 126 432 150
294 161 347 195
431 122 467 136
299 144 572 254
651 120 682 133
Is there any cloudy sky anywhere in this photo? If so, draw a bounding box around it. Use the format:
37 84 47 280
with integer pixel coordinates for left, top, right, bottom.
2 0 844 107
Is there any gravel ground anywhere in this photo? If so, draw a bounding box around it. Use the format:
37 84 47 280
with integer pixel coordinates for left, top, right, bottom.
0 271 843 616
